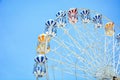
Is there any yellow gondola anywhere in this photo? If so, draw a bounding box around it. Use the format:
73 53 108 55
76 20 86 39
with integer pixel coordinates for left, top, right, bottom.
37 34 51 54
105 22 114 36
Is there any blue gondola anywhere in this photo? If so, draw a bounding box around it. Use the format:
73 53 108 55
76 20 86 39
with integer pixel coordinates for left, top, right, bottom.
33 64 46 78
45 19 57 37
93 14 102 28
80 9 91 23
56 10 67 27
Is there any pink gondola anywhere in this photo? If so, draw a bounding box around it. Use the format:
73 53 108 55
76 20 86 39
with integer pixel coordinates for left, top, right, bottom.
68 8 78 24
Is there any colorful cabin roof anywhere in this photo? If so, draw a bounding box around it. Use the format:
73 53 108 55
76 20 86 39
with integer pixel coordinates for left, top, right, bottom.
34 54 47 64
38 34 46 43
45 19 57 27
105 22 114 30
56 10 66 18
38 34 50 43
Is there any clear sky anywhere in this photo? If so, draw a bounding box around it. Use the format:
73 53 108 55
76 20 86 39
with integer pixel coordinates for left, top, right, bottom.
0 0 120 80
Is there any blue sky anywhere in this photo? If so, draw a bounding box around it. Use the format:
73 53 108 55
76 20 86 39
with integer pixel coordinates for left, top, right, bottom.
0 0 120 80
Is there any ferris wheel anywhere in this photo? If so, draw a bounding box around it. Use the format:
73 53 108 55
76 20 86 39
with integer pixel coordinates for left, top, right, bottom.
33 8 120 80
